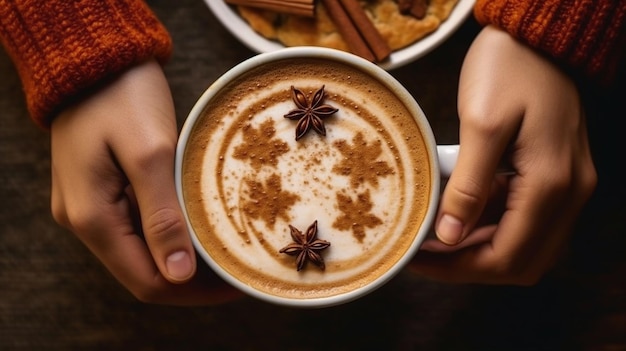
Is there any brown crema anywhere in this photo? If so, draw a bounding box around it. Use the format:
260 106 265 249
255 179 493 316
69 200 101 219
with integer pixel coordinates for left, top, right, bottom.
182 58 431 300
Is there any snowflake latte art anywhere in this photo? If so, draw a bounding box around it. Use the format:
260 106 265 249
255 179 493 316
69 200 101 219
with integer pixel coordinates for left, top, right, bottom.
181 56 432 304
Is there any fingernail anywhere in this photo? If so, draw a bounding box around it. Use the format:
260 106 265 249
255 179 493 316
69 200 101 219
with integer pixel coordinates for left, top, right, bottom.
436 214 464 245
166 251 193 281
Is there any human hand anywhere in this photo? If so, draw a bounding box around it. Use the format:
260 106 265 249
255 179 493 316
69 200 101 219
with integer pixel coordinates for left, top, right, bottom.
50 60 240 305
410 26 597 285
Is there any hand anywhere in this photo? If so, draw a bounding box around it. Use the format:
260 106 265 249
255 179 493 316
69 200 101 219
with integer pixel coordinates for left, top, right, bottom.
410 26 597 285
50 60 240 304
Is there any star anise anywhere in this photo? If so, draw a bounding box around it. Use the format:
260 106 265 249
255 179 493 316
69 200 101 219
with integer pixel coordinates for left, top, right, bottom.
279 220 331 271
284 85 339 141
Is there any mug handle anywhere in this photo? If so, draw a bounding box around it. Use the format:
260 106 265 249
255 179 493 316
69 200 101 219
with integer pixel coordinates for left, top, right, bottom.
436 145 459 178
436 144 515 178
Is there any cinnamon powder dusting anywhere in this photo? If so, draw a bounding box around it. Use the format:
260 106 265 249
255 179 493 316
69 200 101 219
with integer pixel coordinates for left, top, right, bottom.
242 173 300 229
332 132 394 188
333 190 382 242
233 119 290 170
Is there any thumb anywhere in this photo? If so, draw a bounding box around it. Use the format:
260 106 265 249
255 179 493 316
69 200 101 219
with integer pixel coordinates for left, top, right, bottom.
120 138 197 284
108 61 196 284
436 139 504 245
129 170 196 284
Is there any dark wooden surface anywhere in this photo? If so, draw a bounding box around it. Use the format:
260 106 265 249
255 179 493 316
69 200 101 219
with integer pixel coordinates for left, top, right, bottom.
1 1 625 349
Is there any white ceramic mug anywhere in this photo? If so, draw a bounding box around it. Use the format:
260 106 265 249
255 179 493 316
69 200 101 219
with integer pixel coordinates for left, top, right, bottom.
175 47 458 308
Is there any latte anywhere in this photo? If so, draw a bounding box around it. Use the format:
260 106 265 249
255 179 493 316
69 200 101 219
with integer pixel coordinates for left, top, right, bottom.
180 53 433 305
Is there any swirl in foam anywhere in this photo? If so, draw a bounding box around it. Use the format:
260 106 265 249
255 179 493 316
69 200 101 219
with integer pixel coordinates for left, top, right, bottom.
182 58 431 300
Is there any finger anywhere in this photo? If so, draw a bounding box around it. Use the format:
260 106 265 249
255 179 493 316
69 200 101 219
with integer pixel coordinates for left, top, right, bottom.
411 189 567 285
90 195 241 305
121 139 197 284
411 162 585 285
480 124 596 282
102 62 197 284
108 228 239 305
419 225 497 253
435 116 516 245
420 176 509 252
54 156 241 305
412 127 596 285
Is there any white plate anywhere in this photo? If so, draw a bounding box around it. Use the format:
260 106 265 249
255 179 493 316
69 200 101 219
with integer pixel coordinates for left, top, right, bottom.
205 0 475 70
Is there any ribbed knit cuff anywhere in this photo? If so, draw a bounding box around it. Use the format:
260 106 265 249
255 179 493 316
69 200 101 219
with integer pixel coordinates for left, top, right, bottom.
474 0 626 84
0 0 172 128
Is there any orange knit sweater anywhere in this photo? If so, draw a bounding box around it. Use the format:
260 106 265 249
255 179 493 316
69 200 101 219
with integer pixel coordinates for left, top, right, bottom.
475 0 626 84
0 1 624 128
0 0 172 128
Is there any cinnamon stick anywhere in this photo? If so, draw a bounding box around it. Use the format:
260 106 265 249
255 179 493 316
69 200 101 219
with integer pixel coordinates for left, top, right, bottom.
320 0 376 62
337 0 391 62
226 0 315 18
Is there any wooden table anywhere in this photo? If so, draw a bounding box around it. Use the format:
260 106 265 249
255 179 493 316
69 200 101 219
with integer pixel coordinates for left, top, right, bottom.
2 1 624 349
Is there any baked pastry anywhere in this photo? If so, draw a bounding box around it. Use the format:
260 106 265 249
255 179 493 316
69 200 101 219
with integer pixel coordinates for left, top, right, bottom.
236 0 459 52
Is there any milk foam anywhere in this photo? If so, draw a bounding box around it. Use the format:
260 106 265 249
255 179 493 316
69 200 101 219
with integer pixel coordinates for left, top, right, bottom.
183 59 431 300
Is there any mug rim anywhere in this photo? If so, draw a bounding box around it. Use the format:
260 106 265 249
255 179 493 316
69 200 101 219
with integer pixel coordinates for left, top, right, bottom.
175 46 441 308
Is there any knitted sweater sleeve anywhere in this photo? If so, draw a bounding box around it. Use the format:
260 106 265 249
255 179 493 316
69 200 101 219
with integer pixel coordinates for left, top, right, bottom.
474 0 626 84
0 0 172 128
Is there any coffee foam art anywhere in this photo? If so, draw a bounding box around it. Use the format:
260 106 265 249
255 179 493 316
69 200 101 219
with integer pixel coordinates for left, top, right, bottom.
181 56 433 306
